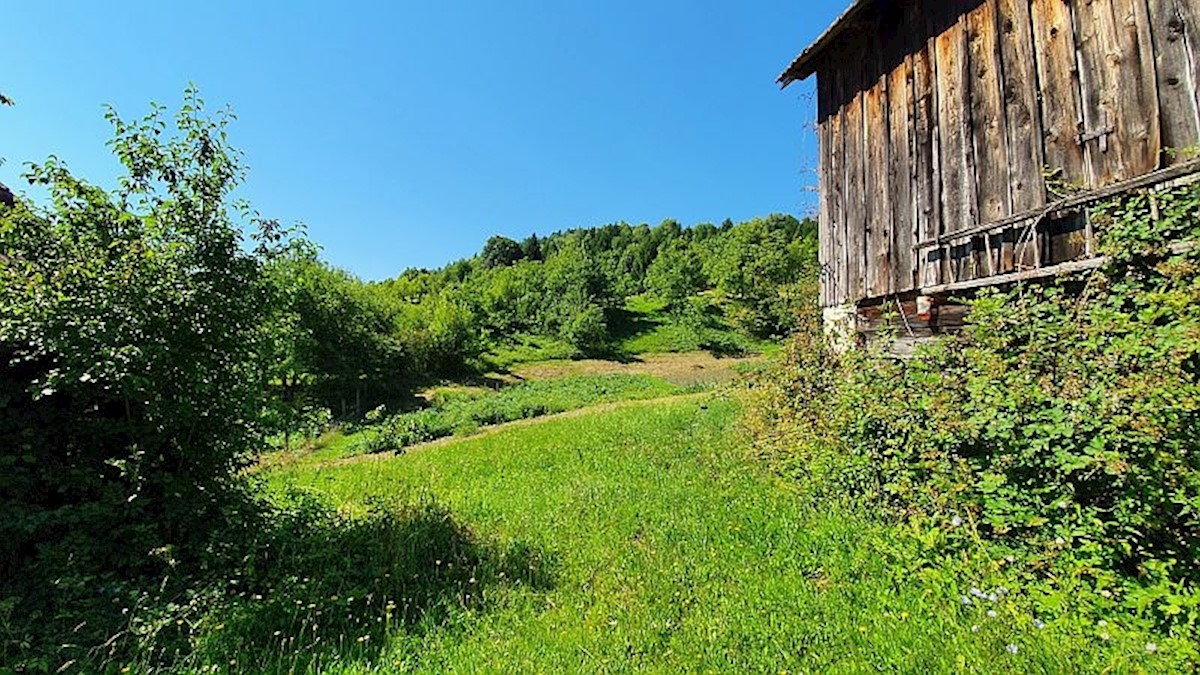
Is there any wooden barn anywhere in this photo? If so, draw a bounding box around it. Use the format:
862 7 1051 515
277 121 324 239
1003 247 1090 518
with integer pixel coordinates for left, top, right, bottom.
780 0 1200 346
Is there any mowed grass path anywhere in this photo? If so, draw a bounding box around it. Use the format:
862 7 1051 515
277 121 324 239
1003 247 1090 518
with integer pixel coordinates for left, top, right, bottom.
267 396 1144 673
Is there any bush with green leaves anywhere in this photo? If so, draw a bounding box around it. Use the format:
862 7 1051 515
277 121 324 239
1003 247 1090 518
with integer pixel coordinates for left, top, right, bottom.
0 90 291 662
746 181 1200 640
645 240 707 309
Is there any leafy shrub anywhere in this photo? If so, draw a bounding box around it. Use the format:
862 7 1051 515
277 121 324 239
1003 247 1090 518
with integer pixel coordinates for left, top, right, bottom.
701 215 817 338
560 303 609 357
645 241 706 309
746 182 1200 638
0 89 283 668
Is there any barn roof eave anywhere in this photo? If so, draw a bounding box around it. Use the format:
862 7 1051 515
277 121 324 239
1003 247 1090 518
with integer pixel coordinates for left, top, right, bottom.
777 0 875 88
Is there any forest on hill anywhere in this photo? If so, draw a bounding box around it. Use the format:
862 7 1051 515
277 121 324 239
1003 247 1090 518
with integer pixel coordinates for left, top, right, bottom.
272 208 813 420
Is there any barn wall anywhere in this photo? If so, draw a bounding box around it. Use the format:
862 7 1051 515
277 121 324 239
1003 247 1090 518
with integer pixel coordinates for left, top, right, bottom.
814 0 1200 308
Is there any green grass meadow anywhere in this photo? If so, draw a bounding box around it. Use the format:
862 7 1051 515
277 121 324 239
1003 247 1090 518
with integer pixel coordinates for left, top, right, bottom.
243 396 1175 673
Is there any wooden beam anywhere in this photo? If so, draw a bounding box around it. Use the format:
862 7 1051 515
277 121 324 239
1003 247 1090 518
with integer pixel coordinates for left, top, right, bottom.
913 158 1200 250
921 256 1108 295
920 240 1196 295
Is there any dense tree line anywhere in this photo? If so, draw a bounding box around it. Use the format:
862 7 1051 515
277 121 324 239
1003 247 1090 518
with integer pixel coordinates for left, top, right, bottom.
374 213 815 354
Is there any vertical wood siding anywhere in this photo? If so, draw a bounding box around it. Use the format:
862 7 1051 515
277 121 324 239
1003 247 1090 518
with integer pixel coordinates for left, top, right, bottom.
936 8 978 283
1150 0 1200 166
887 43 917 292
996 0 1046 270
842 31 869 303
813 0 1200 307
864 16 894 298
911 0 944 289
817 69 835 307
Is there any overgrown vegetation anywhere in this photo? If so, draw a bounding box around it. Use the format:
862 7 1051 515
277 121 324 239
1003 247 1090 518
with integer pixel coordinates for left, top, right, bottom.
6 78 1198 672
745 179 1200 661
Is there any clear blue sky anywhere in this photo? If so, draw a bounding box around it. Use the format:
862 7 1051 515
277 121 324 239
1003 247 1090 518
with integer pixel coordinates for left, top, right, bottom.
3 1 844 279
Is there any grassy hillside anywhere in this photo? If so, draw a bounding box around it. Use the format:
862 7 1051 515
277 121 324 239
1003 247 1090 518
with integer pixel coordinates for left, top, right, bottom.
481 293 778 371
231 396 1175 673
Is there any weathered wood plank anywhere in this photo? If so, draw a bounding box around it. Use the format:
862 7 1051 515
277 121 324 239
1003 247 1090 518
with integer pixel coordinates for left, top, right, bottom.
829 68 849 306
842 26 868 303
1074 0 1161 186
995 0 1046 271
967 1 1012 223
817 65 834 307
1030 0 1088 194
888 49 916 293
967 0 1011 277
935 5 977 281
911 0 944 288
858 299 972 342
996 0 1047 210
913 157 1200 249
863 20 893 299
1148 0 1200 165
922 253 1109 295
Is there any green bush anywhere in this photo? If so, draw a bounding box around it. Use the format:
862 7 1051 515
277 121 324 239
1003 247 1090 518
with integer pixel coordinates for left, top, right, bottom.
0 90 281 666
746 182 1200 639
560 303 609 357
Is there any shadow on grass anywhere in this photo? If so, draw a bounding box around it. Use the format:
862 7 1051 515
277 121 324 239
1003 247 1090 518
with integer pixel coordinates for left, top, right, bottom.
606 307 662 347
187 493 557 672
698 336 749 359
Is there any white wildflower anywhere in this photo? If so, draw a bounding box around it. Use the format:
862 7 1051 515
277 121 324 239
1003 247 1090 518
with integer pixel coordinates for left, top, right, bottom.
1146 643 1158 654
950 515 963 527
987 610 998 618
1033 619 1046 630
1006 644 1019 655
